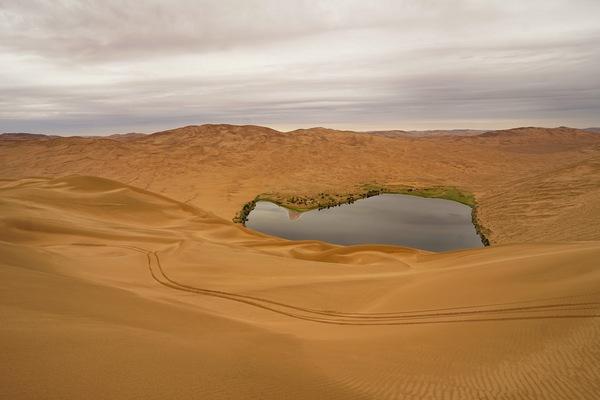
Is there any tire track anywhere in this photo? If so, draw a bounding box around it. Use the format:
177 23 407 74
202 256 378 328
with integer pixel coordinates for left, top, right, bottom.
132 246 600 325
80 243 600 325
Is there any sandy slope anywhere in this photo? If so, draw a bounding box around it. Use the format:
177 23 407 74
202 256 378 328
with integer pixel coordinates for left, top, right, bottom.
1 176 599 399
2 125 600 244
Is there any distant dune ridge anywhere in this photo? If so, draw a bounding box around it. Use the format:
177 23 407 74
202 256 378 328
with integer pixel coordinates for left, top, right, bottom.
2 124 600 244
1 125 600 399
368 128 488 137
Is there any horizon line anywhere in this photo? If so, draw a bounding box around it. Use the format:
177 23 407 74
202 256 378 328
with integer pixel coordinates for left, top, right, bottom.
2 123 600 137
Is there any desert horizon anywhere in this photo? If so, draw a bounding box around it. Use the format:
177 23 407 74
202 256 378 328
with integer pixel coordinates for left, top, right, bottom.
3 122 600 399
3 123 600 138
2 1 600 399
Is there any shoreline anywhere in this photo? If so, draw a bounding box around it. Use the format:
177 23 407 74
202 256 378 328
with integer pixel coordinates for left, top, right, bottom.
234 184 492 246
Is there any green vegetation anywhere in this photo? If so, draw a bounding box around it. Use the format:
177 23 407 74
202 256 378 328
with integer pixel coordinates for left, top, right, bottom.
471 205 491 246
233 183 490 246
361 184 476 207
232 199 257 224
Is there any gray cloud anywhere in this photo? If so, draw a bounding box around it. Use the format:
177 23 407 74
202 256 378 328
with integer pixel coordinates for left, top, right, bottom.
1 0 599 134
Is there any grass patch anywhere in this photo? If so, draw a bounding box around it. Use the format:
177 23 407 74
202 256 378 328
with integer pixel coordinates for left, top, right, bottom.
232 198 257 224
234 183 489 246
362 184 476 207
234 184 476 224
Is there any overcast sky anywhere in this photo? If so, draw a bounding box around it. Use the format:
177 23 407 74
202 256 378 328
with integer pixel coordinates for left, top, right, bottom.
1 0 599 134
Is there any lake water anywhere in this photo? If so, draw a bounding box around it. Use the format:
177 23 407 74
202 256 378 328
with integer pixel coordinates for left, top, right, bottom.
246 194 484 252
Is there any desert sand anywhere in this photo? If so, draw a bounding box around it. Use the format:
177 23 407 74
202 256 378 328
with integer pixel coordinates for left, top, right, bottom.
1 126 600 399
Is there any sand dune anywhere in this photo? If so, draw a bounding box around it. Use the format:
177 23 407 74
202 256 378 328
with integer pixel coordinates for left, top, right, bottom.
2 125 600 398
1 175 599 399
2 124 600 244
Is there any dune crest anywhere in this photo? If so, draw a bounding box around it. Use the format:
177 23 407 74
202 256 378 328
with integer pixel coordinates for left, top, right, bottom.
1 176 600 399
2 124 600 244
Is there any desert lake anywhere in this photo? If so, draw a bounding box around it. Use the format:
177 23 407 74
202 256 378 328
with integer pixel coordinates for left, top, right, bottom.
246 193 484 252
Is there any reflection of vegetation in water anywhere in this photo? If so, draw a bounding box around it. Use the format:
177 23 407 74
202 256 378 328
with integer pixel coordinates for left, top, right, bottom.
234 183 490 246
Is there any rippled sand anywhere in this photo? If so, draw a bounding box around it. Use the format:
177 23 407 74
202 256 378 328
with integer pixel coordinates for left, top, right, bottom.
1 174 599 399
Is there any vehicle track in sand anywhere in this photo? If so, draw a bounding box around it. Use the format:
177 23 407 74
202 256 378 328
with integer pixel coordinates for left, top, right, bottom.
85 243 600 325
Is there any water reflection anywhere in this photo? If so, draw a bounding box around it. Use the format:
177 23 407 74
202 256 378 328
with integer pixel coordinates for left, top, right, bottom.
246 194 484 252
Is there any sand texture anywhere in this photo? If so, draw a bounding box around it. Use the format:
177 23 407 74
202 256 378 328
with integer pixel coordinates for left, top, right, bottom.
1 126 600 399
2 125 600 244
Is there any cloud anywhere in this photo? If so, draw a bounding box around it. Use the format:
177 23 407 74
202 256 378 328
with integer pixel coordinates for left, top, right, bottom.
0 0 599 133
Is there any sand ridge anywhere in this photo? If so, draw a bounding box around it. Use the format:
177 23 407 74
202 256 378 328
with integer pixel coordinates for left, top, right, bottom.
2 124 600 244
1 175 600 399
